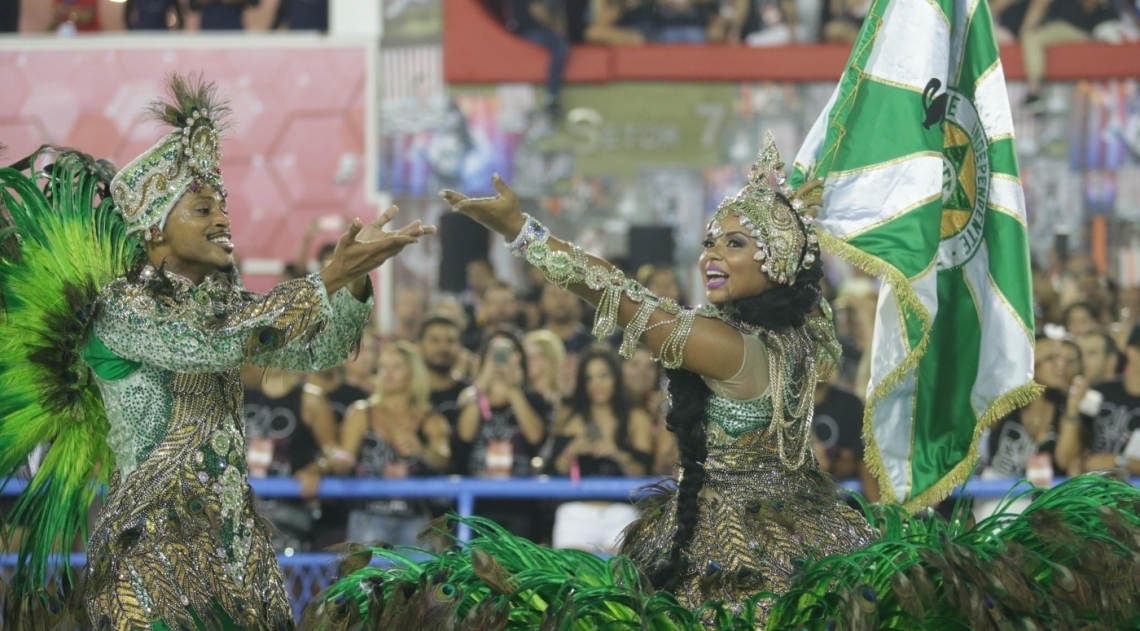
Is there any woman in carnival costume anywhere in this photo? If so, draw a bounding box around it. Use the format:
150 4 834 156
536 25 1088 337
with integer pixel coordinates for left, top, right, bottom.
301 134 1140 631
0 75 434 629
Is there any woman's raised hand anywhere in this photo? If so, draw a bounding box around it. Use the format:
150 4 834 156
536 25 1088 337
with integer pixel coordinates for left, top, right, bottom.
795 177 825 217
439 173 526 240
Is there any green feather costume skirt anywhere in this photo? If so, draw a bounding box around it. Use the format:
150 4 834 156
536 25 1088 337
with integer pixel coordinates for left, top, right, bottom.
299 473 1140 631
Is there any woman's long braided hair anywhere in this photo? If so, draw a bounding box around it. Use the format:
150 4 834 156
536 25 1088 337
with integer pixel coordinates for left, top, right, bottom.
646 195 825 592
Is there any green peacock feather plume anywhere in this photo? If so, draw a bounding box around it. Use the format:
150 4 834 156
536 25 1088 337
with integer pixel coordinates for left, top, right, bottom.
765 473 1140 631
0 147 138 622
301 475 1140 630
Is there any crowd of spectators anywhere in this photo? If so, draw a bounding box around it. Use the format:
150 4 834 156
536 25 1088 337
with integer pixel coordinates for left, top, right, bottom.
970 252 1140 517
3 0 1135 116
490 0 1137 47
243 231 1140 552
484 0 1139 113
247 219 870 551
0 0 327 34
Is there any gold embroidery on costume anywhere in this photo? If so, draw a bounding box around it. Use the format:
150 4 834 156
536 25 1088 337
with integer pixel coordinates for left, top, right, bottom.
620 314 874 627
83 269 372 630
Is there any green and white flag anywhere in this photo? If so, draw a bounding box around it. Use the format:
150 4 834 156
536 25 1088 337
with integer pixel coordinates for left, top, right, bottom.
791 0 1041 510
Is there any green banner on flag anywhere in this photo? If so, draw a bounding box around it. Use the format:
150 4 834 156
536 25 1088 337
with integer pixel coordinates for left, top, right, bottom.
791 0 1042 510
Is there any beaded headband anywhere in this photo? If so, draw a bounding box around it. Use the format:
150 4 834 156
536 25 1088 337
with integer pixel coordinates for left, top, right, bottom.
110 74 230 238
712 132 819 285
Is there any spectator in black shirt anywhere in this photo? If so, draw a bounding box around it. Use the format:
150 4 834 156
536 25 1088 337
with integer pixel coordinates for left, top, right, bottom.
0 0 18 33
1024 334 1093 476
303 365 369 547
190 0 256 30
337 342 451 547
456 327 552 539
272 0 328 30
811 381 879 501
243 366 336 552
975 335 1090 519
419 312 472 436
506 0 570 115
1059 324 1140 476
550 346 653 477
549 346 652 552
124 0 183 29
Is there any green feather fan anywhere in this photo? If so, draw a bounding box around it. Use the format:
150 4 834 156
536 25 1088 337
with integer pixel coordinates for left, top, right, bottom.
301 475 1140 631
0 147 137 620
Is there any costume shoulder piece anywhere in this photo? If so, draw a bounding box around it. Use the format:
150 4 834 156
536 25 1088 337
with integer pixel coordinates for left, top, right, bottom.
0 147 136 620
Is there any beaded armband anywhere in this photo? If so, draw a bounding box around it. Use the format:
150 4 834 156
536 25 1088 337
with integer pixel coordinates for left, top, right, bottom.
506 214 709 369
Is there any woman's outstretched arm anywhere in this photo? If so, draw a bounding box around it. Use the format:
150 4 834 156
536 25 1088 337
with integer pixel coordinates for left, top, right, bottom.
441 176 747 382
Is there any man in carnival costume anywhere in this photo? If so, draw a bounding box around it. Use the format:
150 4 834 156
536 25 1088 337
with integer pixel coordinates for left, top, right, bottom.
0 75 434 629
297 135 1140 631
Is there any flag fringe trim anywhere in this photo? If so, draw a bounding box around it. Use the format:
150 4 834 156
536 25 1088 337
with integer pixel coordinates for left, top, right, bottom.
816 229 931 508
900 380 1044 512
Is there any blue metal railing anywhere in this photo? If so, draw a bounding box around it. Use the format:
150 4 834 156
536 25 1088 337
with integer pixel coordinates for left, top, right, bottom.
4 475 1137 618
5 475 1137 539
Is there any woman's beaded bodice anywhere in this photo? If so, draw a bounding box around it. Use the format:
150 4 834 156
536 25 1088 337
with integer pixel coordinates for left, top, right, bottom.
705 391 773 446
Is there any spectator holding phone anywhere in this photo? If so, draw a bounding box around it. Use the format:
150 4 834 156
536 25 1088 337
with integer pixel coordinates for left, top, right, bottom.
455 327 552 539
975 333 1090 519
1059 323 1140 477
549 346 653 552
997 332 1090 480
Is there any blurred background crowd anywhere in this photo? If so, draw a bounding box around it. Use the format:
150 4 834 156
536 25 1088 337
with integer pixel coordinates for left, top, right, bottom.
228 217 1140 554
3 0 1139 113
3 0 1140 568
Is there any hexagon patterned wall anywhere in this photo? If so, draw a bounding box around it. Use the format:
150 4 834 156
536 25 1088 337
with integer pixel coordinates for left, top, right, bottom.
0 41 371 292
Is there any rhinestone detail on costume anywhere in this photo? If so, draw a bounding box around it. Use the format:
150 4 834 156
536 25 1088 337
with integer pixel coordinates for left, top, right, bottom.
83 269 372 630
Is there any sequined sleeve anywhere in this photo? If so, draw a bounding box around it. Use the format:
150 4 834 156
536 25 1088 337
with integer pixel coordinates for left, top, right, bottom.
251 283 373 371
93 274 334 374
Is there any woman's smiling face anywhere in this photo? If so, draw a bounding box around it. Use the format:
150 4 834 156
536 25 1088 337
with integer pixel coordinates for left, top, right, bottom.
698 213 774 306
